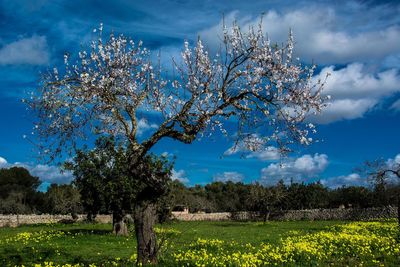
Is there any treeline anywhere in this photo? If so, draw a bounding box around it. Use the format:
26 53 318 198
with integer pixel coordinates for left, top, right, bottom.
0 167 82 215
168 180 400 213
1 166 399 215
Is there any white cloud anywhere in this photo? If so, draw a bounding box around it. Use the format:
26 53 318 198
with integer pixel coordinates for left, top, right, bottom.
0 35 49 65
25 164 74 184
385 154 400 184
0 156 73 184
224 134 265 156
199 9 400 64
293 154 328 173
213 171 244 183
321 154 400 188
172 169 189 184
309 99 378 124
309 64 400 124
317 64 400 100
224 134 280 161
136 118 158 136
320 173 368 188
307 26 400 64
246 146 281 161
387 153 400 167
390 99 400 111
0 157 7 167
260 153 328 185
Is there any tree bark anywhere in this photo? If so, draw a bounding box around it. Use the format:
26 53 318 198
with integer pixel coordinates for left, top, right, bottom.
113 212 129 236
397 196 400 227
134 201 158 265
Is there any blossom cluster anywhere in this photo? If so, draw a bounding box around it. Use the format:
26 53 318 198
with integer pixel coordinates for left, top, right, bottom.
29 22 327 160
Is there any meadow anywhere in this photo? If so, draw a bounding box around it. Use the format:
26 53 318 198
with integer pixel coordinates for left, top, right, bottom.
0 220 399 266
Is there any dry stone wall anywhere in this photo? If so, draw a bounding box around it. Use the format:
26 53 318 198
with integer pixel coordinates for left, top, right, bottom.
171 212 230 221
0 214 111 227
231 207 398 221
276 207 398 221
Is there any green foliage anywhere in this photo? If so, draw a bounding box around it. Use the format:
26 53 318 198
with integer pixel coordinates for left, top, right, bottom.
0 167 41 214
205 182 250 212
329 186 372 208
166 180 400 215
247 181 286 221
1 161 399 217
65 136 174 221
65 136 136 220
45 184 83 215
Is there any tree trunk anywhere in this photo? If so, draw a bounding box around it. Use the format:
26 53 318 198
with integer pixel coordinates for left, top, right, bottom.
397 196 400 227
113 212 129 236
263 211 270 224
134 201 158 265
86 212 96 222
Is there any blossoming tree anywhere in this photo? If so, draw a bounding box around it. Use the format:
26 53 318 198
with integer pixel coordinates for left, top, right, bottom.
29 22 327 264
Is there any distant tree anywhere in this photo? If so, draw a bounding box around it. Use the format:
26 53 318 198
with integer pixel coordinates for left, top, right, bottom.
303 182 329 209
205 182 238 212
385 184 400 209
247 182 286 222
0 167 41 214
29 21 326 263
45 184 82 217
168 180 189 207
0 192 32 214
329 186 372 209
284 183 307 210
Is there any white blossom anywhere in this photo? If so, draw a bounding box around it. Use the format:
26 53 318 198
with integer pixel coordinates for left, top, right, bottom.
29 21 326 160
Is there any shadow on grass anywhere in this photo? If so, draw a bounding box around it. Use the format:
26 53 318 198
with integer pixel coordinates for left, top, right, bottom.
1 246 57 266
60 229 112 236
212 222 250 227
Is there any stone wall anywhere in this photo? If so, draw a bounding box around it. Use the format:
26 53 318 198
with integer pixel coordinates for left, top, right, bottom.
281 207 398 221
0 213 231 226
171 212 230 221
0 207 397 227
230 207 398 221
0 214 112 227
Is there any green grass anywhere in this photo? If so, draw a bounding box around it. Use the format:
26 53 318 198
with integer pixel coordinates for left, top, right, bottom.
158 220 342 246
0 223 135 265
0 220 398 266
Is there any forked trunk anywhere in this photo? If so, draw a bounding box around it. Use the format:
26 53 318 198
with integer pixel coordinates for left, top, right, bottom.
113 212 129 236
134 201 158 265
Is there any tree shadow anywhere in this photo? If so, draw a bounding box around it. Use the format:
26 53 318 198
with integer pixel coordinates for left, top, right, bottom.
60 229 112 235
212 222 249 227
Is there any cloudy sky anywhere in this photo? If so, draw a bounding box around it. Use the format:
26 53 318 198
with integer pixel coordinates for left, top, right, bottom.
0 0 399 189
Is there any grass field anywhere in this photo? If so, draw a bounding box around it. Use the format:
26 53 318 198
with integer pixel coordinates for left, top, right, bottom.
0 220 399 266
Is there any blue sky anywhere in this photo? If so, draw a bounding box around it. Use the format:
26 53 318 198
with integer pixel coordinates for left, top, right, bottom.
0 0 399 189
